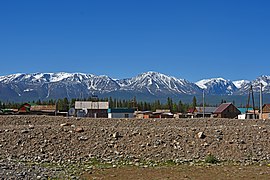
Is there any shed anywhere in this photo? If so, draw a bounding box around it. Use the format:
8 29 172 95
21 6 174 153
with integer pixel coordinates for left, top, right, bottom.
214 103 240 118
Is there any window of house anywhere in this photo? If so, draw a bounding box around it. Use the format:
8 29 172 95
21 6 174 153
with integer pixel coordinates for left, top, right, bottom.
125 114 129 118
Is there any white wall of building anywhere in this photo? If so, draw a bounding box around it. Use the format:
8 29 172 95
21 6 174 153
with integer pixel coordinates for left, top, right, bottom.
238 114 246 119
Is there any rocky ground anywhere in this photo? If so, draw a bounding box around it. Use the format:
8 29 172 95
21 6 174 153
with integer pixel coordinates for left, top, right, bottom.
0 115 270 179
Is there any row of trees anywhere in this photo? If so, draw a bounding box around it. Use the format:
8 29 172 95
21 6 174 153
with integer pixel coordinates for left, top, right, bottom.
0 96 202 113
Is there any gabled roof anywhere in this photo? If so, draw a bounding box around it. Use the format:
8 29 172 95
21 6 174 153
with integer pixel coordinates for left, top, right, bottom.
188 108 197 113
263 104 270 108
262 104 270 113
214 103 232 114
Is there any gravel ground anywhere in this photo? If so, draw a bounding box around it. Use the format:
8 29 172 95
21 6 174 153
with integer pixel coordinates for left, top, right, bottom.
0 115 269 179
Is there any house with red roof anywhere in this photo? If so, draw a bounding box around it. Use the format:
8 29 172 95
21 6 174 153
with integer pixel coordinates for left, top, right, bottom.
213 103 240 118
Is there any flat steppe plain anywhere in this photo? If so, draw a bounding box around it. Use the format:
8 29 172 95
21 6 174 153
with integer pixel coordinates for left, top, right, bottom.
0 115 269 179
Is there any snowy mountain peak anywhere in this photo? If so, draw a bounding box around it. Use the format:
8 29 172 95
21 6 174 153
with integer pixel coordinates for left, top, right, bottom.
196 77 237 95
233 80 251 89
196 78 228 89
250 75 270 92
119 71 201 95
0 73 25 83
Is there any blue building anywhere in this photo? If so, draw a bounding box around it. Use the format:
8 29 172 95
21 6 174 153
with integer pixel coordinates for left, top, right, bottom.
108 108 135 118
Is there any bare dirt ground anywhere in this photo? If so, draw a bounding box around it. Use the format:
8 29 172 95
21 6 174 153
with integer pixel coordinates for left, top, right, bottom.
0 115 269 179
82 165 270 180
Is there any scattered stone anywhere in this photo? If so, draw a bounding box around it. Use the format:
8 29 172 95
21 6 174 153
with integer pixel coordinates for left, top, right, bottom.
75 127 84 133
197 132 206 139
202 142 210 147
60 123 72 127
21 129 29 133
240 140 246 144
0 116 269 179
78 136 88 141
113 132 121 139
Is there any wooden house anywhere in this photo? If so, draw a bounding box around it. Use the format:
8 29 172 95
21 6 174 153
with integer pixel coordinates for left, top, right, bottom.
135 111 152 119
30 104 56 115
194 107 217 118
214 103 240 118
186 107 217 118
18 103 56 115
262 104 270 119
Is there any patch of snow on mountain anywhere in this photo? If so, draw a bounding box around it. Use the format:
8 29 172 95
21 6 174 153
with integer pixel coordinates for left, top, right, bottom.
195 79 209 89
50 72 73 82
24 89 34 92
0 73 24 83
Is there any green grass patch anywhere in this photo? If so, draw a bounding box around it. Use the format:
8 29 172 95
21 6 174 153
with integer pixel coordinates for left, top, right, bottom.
204 154 219 164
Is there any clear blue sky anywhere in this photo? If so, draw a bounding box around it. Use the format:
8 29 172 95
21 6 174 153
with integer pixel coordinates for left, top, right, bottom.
1 0 270 82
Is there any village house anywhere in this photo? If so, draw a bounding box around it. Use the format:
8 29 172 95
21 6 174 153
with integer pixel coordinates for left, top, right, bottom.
75 101 109 118
150 109 174 118
262 104 270 119
237 107 259 119
18 103 56 115
186 107 217 118
214 103 241 118
135 111 152 119
108 108 135 118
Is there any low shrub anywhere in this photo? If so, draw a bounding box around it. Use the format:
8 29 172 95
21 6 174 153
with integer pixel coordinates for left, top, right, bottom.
205 154 219 164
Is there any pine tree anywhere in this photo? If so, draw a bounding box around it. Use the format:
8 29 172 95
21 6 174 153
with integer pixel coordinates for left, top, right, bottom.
172 103 178 113
166 97 173 111
192 96 197 108
37 99 42 105
109 97 113 108
178 100 184 113
63 97 69 111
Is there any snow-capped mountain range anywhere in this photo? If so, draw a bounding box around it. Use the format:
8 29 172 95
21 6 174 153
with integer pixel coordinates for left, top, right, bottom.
0 71 269 101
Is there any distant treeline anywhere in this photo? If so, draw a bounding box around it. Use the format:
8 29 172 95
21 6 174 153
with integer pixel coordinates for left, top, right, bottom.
0 96 242 113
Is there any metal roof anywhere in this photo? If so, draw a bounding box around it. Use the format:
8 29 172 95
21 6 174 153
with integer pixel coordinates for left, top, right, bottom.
238 108 254 114
195 107 217 114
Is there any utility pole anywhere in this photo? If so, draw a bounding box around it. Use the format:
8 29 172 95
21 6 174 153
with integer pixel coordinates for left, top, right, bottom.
260 83 263 119
203 90 205 118
55 100 58 116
